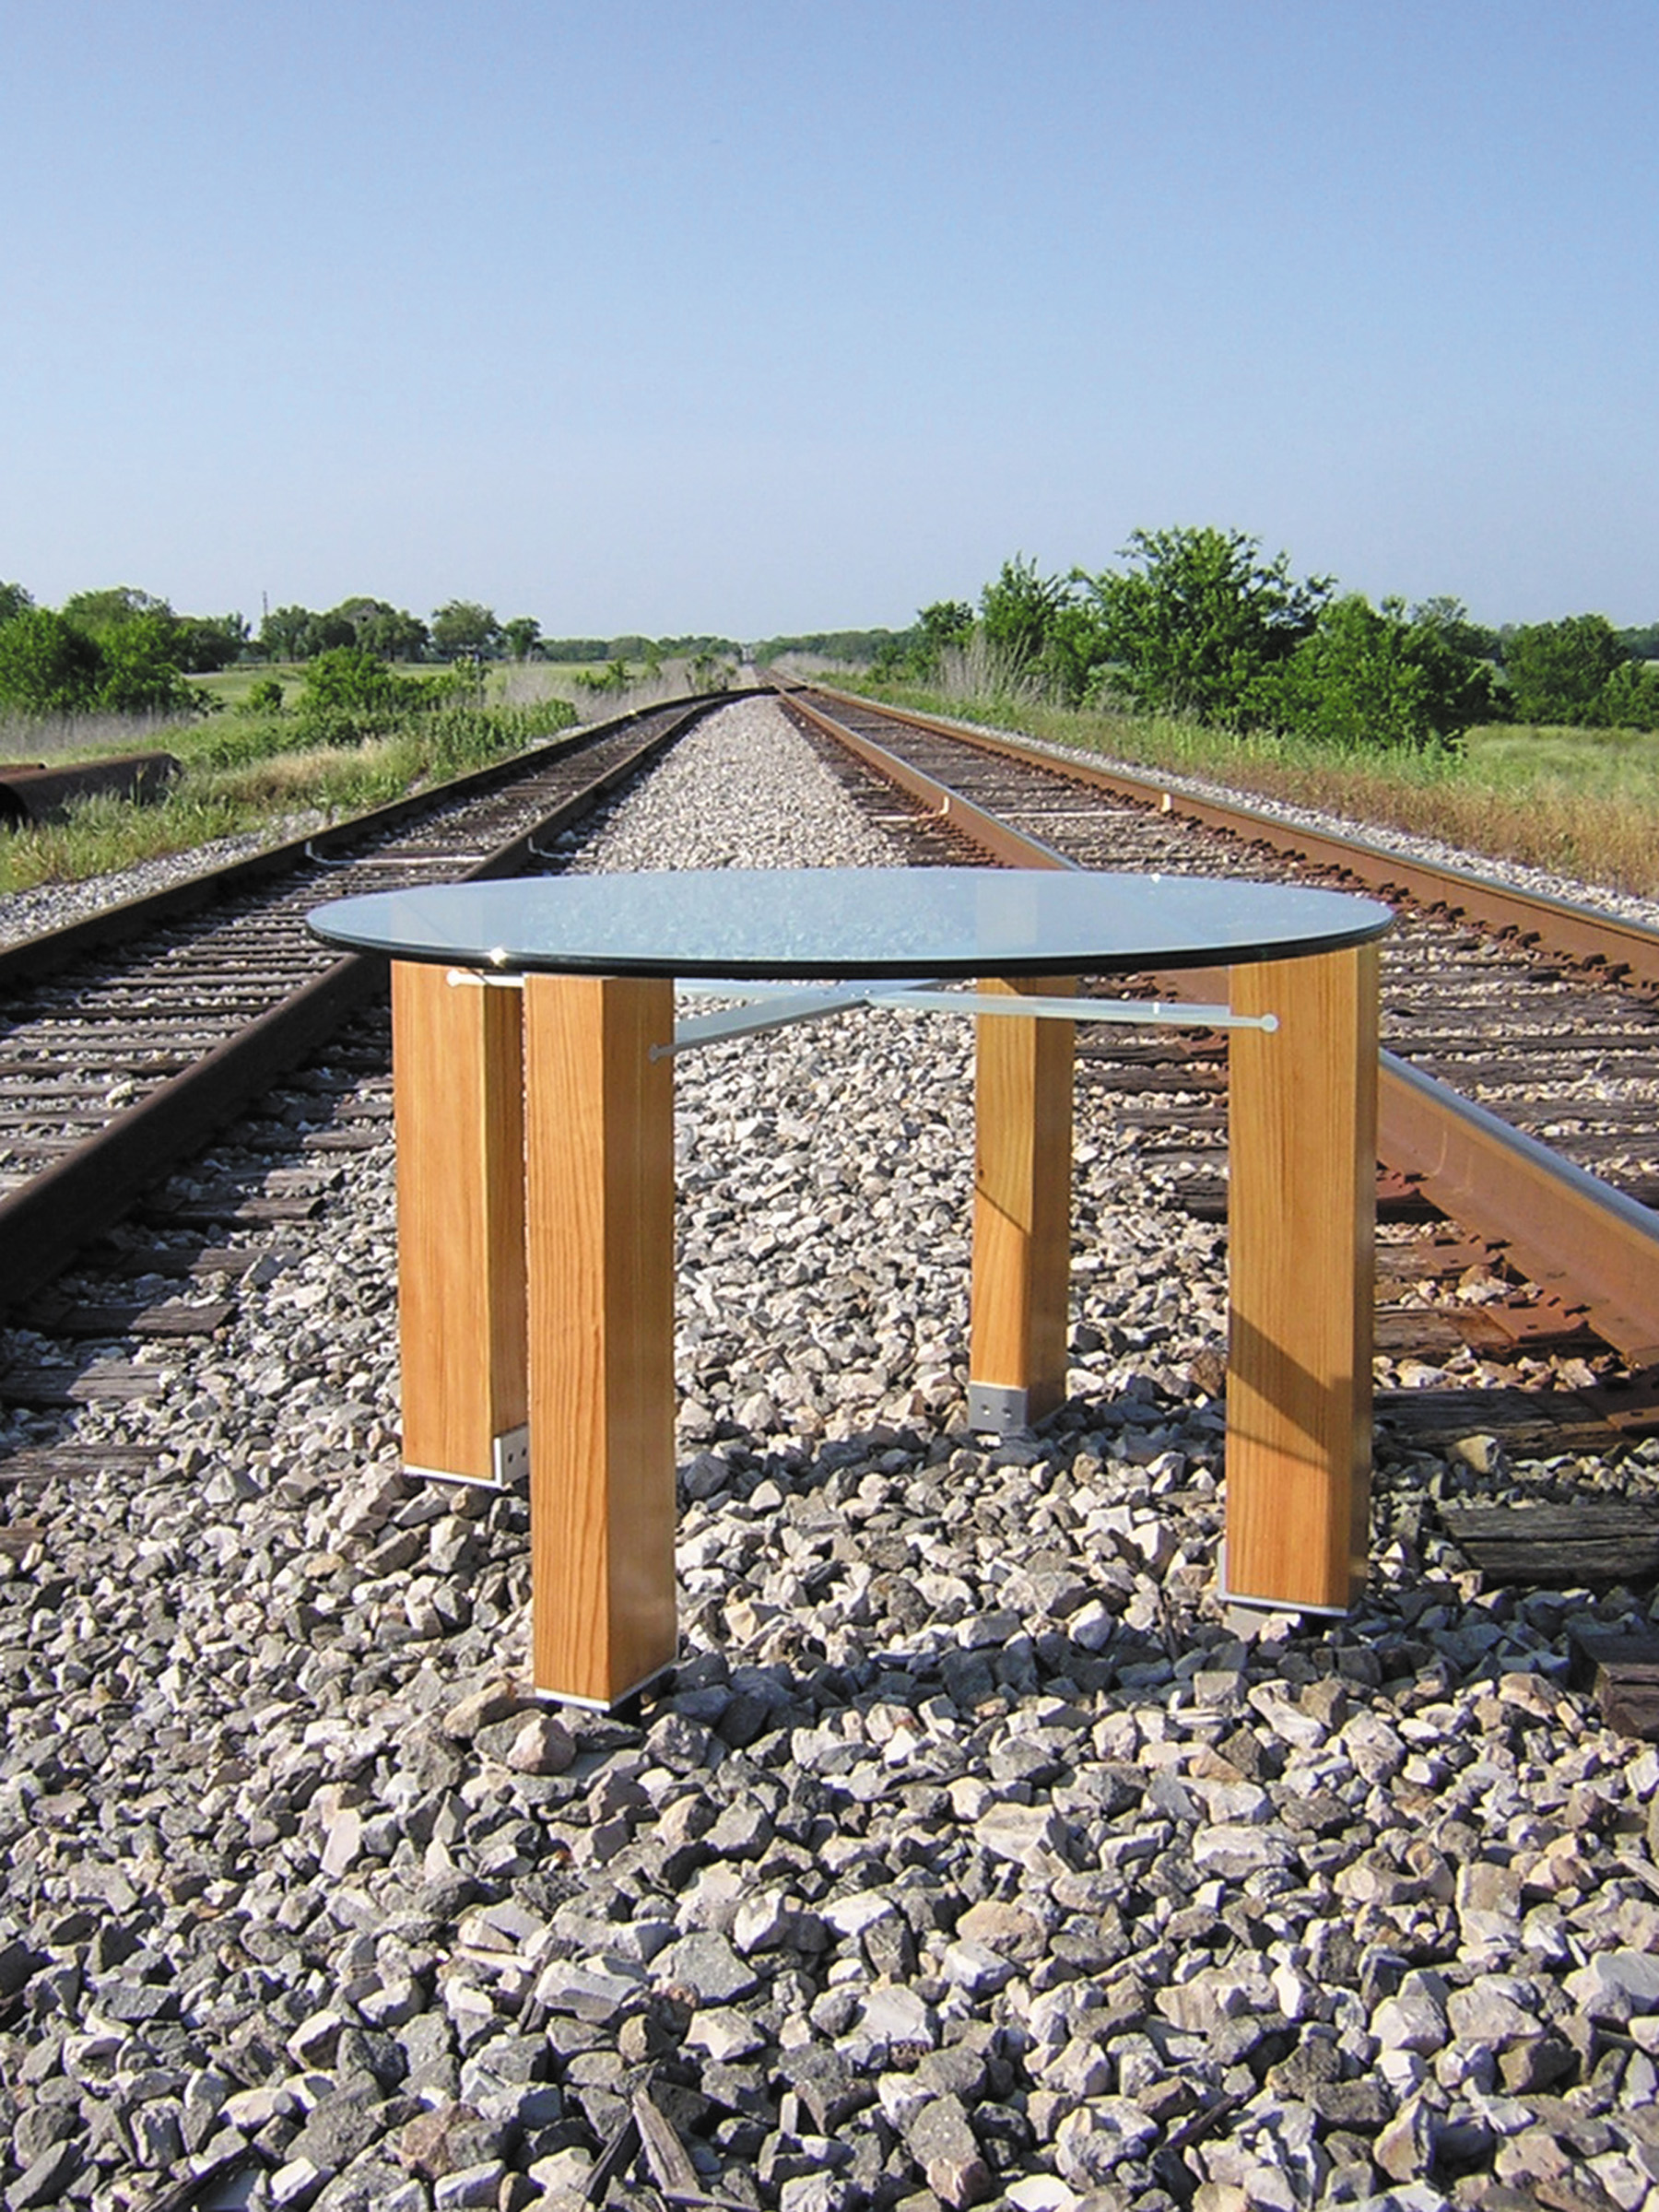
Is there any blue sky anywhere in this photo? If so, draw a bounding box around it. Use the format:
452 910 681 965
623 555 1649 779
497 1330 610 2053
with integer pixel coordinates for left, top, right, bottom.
3 1 1654 636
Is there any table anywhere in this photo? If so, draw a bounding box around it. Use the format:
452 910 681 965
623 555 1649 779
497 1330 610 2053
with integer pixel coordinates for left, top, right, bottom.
311 867 1393 1709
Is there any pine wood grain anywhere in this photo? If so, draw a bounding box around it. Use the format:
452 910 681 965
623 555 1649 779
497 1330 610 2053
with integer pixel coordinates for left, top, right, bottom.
971 974 1076 1424
1225 944 1379 1610
391 961 527 1482
524 973 677 1705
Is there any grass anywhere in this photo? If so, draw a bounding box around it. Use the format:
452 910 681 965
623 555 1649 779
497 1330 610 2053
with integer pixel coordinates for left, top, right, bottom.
0 646 750 894
0 697 580 894
0 705 205 767
841 665 1659 901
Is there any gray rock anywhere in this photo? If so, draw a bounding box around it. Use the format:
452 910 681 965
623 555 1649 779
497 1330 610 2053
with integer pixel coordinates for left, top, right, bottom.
433 2163 508 2209
905 2094 994 2208
655 1930 760 2005
5 2140 82 2212
974 1803 1074 1869
1565 1948 1659 2024
532 1959 647 2023
1374 2095 1440 2183
287 2090 389 2173
503 1711 575 1774
1446 1981 1539 2046
1372 1980 1449 2055
13 698 1659 2212
1054 2100 1158 2186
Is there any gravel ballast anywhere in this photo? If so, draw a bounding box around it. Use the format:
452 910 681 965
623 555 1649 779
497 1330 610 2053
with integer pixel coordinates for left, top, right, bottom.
0 816 327 952
3 696 1659 2212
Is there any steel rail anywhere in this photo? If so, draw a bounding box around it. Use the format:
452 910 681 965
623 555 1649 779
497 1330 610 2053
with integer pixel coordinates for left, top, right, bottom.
0 694 764 993
0 696 724 1310
780 683 1659 1370
790 680 1659 995
1377 1055 1659 1367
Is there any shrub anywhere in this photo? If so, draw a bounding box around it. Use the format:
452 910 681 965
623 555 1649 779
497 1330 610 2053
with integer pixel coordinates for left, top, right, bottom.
1269 595 1495 751
94 614 202 716
300 645 414 718
1594 659 1659 731
1078 526 1331 727
1502 615 1625 724
0 608 103 714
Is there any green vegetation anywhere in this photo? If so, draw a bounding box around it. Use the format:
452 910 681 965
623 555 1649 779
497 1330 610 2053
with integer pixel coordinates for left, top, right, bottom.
0 571 749 890
8 539 1653 898
539 631 742 665
0 603 204 718
0 676 578 893
756 626 910 667
833 527 1659 890
863 526 1659 753
260 597 430 662
1499 614 1659 728
841 674 1659 898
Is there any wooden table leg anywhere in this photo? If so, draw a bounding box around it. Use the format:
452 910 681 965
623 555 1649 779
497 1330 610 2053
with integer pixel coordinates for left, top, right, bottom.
524 973 677 1707
1225 944 1379 1612
392 960 528 1486
969 974 1076 1432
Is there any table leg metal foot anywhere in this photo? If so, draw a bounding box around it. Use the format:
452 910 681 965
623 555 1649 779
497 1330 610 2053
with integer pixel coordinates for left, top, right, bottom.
967 1381 1030 1435
403 1423 528 1490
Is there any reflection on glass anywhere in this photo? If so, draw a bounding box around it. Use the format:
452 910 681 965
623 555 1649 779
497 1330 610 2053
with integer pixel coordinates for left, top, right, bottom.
308 868 1392 979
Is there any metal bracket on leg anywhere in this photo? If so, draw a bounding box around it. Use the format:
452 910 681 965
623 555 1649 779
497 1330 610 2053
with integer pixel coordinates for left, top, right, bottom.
967 1382 1030 1436
405 1422 529 1491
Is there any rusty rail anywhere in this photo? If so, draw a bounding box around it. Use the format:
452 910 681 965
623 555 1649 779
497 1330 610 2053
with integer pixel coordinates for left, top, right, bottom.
782 682 1659 1370
0 699 724 1310
796 682 1659 995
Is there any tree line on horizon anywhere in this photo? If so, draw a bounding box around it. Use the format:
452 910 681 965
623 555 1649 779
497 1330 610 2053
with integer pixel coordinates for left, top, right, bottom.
0 580 744 721
5 547 1656 740
865 529 1659 747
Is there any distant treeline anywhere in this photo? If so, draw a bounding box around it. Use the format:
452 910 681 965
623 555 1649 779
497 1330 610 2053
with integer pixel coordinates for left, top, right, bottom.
7 556 1655 740
752 628 913 665
859 531 1659 748
0 583 245 717
0 583 752 721
541 634 741 664
0 578 749 718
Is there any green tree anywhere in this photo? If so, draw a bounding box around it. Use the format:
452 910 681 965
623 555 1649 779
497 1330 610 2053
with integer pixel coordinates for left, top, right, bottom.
430 600 500 658
1502 615 1624 724
259 605 316 659
299 645 410 718
61 584 172 639
173 613 249 673
916 599 973 659
55 587 245 678
1595 658 1659 731
979 556 1072 675
0 582 33 626
93 612 199 714
1402 599 1502 733
1042 600 1114 708
0 607 103 712
502 616 542 662
1268 594 1489 750
1081 525 1331 726
326 597 429 661
1411 595 1499 664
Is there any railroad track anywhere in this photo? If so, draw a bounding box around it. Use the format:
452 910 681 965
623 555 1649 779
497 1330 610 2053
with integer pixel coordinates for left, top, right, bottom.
774 678 1659 1445
0 695 739 1309
3 678 1657 1486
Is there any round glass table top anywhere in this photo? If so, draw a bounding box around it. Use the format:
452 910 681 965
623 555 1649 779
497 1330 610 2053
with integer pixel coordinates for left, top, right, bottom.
309 868 1392 981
